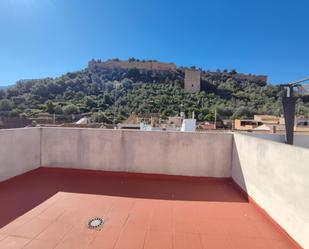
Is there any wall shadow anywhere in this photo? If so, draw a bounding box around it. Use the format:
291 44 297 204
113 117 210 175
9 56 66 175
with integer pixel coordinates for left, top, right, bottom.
0 167 248 228
230 135 249 201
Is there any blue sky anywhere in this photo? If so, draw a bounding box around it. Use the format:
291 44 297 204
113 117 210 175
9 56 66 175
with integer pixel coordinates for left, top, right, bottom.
0 0 308 86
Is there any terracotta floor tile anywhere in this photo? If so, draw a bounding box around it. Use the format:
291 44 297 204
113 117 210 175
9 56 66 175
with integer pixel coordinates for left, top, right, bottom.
0 236 30 249
37 220 73 242
149 212 173 232
226 220 261 238
38 204 66 221
130 199 155 216
54 226 95 249
89 199 112 216
152 200 174 212
104 210 129 229
173 215 199 234
144 230 173 249
149 202 173 232
54 210 83 227
196 218 229 236
206 202 248 220
10 218 52 239
174 233 203 249
266 239 297 249
229 236 270 249
254 219 286 241
200 234 232 249
0 216 32 235
109 198 135 213
114 227 146 249
124 212 151 230
195 204 217 219
196 202 246 220
0 168 299 249
88 227 121 249
239 204 265 221
23 239 59 249
0 234 6 242
22 198 57 219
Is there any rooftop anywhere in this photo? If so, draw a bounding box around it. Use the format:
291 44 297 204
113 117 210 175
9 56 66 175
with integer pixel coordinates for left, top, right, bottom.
0 168 297 249
0 127 308 248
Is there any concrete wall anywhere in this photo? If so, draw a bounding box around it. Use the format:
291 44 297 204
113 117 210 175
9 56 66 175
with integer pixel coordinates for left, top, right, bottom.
0 128 40 182
232 133 309 248
294 135 309 149
41 128 233 177
1 127 308 247
248 133 309 149
246 133 285 143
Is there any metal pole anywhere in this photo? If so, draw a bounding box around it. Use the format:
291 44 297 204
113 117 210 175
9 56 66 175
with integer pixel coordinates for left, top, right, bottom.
283 85 296 145
280 78 309 145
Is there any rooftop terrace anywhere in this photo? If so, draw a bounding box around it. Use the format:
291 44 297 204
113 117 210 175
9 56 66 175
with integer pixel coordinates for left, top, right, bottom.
0 128 308 248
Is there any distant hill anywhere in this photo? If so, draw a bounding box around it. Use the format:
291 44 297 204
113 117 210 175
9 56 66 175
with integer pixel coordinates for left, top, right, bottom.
0 85 12 90
0 58 308 123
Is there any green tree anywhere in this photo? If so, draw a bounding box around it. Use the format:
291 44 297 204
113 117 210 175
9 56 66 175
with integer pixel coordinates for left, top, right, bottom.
232 106 254 119
63 104 79 115
128 57 136 62
0 58 292 124
54 105 63 114
45 100 55 114
0 99 13 111
91 111 109 123
230 69 237 75
30 81 49 98
84 96 97 110
0 90 5 100
8 109 21 117
6 88 19 98
127 68 140 80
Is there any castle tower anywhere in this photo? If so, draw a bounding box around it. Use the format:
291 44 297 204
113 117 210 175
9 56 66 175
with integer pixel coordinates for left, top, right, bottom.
184 69 201 93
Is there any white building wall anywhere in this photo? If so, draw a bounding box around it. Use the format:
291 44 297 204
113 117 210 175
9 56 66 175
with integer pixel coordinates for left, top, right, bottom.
232 133 309 248
0 127 308 247
0 128 40 181
41 128 233 177
247 133 309 149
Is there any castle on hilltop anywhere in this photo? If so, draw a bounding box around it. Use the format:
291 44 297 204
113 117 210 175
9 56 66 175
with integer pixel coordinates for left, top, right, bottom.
183 69 201 93
88 59 176 72
88 58 267 93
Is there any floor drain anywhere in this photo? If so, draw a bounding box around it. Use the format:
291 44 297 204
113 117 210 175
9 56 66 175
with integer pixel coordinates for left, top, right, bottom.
88 217 104 230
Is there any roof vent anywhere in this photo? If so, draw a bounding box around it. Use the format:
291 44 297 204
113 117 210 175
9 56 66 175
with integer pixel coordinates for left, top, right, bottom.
88 217 104 230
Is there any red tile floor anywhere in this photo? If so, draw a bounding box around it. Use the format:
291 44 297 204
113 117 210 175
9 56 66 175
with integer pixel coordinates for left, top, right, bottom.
0 168 300 249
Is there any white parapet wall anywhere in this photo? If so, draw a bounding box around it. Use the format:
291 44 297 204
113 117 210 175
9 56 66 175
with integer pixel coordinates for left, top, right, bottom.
0 128 41 182
232 133 309 249
1 127 308 247
41 128 233 177
246 133 309 149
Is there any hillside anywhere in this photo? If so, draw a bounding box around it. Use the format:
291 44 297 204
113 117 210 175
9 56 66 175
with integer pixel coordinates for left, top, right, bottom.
0 85 11 90
0 59 308 124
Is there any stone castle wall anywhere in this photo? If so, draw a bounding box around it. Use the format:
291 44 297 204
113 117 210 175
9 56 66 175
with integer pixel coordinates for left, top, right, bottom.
89 59 176 72
184 70 201 93
204 71 267 83
232 73 267 82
